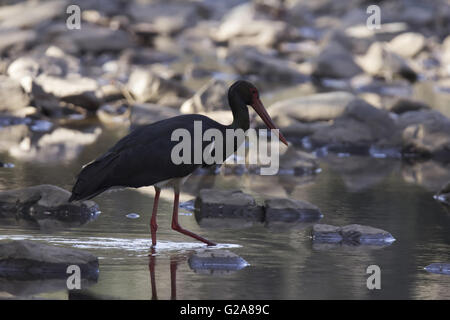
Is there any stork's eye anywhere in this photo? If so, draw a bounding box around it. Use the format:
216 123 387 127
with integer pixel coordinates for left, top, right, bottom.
250 88 259 97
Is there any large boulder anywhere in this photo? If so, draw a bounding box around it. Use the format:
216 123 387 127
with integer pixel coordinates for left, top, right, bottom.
0 184 100 229
310 99 398 151
0 240 98 280
264 198 322 224
194 189 264 227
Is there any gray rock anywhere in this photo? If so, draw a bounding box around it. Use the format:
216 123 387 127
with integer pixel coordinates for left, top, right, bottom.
226 46 306 84
0 240 98 280
312 224 396 246
424 263 450 275
313 41 363 79
264 198 322 223
128 68 192 105
188 250 249 275
0 184 100 230
195 189 264 223
0 75 30 112
268 91 355 123
180 78 228 114
310 99 398 150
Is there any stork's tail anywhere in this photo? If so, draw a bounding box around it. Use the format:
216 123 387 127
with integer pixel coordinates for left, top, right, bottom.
69 152 119 202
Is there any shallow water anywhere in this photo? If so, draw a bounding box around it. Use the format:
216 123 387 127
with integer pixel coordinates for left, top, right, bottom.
1 126 450 299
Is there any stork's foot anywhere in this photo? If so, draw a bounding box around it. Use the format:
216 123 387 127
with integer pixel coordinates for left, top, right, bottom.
172 223 216 246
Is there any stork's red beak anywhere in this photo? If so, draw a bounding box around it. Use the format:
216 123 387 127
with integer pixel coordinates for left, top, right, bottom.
252 97 288 146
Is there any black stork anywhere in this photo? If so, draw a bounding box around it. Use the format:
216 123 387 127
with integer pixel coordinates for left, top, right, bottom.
69 80 288 247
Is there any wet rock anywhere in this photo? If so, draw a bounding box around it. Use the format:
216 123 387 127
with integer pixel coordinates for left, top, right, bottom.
0 185 100 229
264 198 322 225
387 32 426 58
0 240 98 280
9 127 102 163
313 41 363 79
312 224 395 246
424 263 450 275
127 68 192 105
188 250 249 274
130 103 181 129
268 91 355 123
195 189 264 226
226 46 306 84
310 99 397 150
0 75 30 112
180 78 228 114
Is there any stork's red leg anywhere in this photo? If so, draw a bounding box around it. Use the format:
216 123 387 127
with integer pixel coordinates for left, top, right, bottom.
171 190 216 246
150 187 161 247
148 247 157 300
170 256 177 300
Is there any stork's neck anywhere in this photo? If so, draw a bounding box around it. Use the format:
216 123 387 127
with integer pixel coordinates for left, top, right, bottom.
228 93 250 131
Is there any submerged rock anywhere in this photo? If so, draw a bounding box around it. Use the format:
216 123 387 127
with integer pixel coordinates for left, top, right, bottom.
0 240 98 280
312 224 395 246
195 189 264 226
264 198 322 230
0 185 100 229
130 103 180 129
188 250 249 275
424 263 450 275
